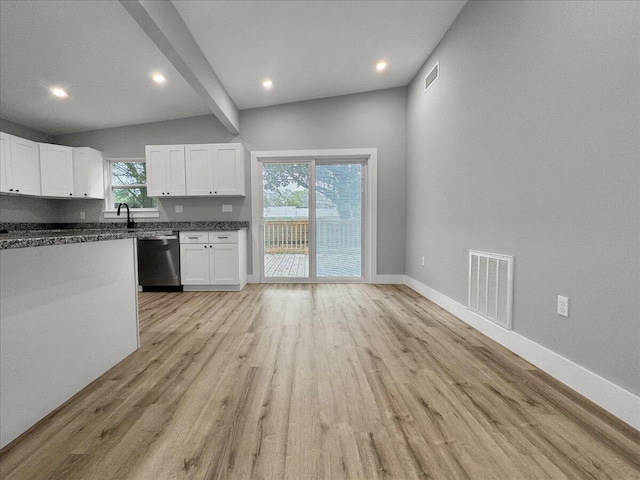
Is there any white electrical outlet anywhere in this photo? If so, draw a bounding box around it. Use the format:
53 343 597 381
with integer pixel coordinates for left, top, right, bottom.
421 256 425 266
557 296 569 317
80 211 86 220
222 204 233 212
175 205 183 213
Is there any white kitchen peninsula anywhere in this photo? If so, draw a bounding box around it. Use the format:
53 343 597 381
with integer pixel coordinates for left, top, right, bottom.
0 237 140 448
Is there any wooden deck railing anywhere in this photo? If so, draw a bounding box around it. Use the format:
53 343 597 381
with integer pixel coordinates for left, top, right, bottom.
264 220 309 253
264 219 361 254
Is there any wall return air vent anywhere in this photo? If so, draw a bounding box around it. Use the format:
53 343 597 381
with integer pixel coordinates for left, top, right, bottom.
468 250 513 330
424 62 439 92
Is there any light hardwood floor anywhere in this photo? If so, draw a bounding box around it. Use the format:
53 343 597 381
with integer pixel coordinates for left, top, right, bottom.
1 284 639 479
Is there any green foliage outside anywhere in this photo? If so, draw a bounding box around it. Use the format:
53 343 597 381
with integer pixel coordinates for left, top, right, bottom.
264 189 309 208
263 163 361 219
111 162 156 209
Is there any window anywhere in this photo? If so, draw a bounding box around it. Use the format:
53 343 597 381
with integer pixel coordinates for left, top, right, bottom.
106 158 157 211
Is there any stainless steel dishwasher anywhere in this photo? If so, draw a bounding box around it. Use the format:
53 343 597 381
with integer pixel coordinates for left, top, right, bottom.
137 233 182 291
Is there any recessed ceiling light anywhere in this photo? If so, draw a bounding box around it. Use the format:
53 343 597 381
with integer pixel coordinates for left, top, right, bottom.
375 61 388 72
152 73 166 84
262 79 273 89
51 87 69 99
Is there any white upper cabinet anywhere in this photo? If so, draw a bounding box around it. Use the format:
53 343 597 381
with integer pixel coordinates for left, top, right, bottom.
213 144 244 196
184 143 245 197
1 132 105 199
40 143 74 198
146 145 186 197
146 146 167 197
73 147 105 199
166 146 186 195
1 134 42 196
0 132 11 194
184 144 213 196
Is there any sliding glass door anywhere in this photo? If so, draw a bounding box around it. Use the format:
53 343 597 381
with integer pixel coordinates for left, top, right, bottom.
262 162 310 279
315 163 362 278
261 159 365 282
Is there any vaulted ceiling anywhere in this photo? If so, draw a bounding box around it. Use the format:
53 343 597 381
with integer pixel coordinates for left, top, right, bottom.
0 0 466 135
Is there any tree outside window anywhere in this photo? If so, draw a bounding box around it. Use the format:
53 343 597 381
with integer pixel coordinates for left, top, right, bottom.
262 163 361 219
109 161 157 209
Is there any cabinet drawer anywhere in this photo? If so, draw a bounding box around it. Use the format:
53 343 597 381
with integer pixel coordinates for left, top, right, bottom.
209 231 238 244
180 232 208 244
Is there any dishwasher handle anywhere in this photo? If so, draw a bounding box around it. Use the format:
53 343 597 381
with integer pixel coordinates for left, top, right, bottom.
139 235 178 240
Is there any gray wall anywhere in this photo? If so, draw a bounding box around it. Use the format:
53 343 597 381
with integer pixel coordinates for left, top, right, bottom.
54 88 408 275
0 119 63 223
0 118 55 143
0 195 63 223
238 87 408 275
405 0 640 394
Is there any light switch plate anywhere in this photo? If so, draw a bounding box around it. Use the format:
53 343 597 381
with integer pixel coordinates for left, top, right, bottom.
222 204 232 212
175 205 183 213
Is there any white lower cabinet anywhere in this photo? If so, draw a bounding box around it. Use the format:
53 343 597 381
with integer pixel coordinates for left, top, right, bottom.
180 243 210 284
210 244 239 284
179 230 247 290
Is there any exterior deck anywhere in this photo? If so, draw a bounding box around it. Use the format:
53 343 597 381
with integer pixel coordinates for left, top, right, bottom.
264 254 308 278
263 219 362 278
264 251 361 278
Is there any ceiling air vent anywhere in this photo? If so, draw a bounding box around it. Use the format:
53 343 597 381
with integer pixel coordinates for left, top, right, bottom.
424 62 439 93
468 250 513 330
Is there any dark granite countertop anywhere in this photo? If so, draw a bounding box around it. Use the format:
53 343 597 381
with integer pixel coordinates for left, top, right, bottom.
0 221 250 250
0 229 174 250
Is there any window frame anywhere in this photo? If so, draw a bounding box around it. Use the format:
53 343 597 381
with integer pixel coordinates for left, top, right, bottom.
103 157 159 218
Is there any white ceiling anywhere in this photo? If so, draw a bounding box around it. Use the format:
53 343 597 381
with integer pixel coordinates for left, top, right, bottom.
0 0 466 135
0 0 210 135
175 0 466 110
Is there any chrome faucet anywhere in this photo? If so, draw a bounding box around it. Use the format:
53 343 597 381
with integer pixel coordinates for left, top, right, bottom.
116 203 135 229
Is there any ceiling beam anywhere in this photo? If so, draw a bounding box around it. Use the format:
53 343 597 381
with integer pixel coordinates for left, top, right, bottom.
120 0 240 135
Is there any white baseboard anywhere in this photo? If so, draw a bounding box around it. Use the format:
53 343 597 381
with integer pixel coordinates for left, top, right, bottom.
372 274 405 284
182 285 242 292
246 274 404 285
404 275 640 431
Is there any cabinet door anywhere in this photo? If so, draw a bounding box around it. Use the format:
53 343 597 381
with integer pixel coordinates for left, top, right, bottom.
40 144 74 197
210 244 239 285
85 149 105 199
213 144 244 196
10 136 41 196
0 132 12 193
185 145 213 196
180 244 210 285
72 148 89 197
166 145 186 196
73 148 105 199
146 146 167 197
